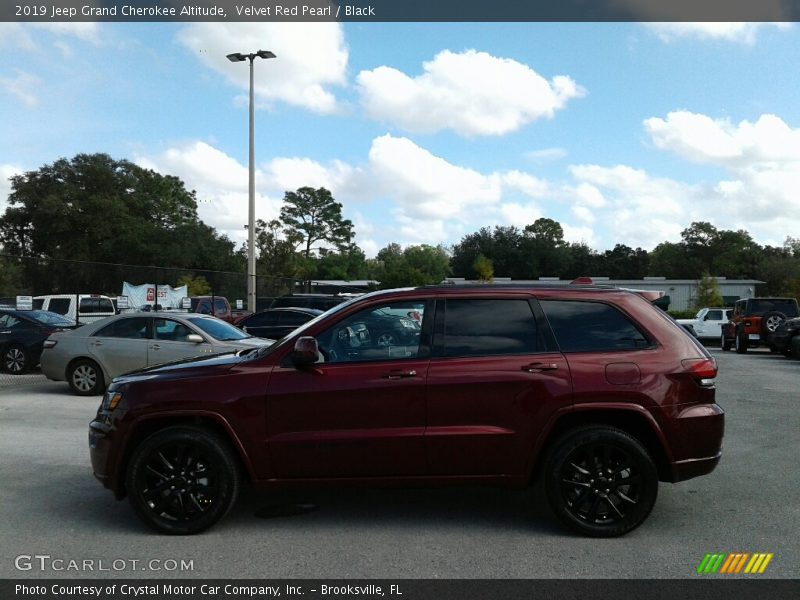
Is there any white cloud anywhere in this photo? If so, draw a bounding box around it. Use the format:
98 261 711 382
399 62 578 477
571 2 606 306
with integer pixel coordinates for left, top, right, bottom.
176 23 348 114
135 141 282 245
645 23 790 45
0 164 22 216
525 147 568 163
357 49 584 137
0 70 41 108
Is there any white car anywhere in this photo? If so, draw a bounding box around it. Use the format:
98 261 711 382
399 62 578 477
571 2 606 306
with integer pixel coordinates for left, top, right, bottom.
677 307 732 340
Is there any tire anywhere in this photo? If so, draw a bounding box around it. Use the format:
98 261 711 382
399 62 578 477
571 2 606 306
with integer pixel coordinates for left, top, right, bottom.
67 359 105 395
761 311 786 337
735 331 748 354
375 331 398 347
125 427 241 535
2 344 31 374
720 333 732 351
544 426 659 537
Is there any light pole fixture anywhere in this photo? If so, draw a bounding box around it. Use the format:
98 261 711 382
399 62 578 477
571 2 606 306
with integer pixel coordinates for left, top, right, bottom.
227 49 276 312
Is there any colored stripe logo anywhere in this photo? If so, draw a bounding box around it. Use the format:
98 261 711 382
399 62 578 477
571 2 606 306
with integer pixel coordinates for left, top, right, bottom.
697 553 773 574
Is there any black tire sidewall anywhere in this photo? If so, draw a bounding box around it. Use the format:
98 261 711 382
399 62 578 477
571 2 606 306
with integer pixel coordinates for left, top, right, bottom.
125 427 240 535
544 426 659 538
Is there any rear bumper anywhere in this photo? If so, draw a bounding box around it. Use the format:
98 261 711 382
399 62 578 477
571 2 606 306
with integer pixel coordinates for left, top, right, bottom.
664 403 725 483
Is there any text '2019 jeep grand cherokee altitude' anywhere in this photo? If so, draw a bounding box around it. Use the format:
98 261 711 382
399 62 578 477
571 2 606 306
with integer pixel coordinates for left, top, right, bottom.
89 284 724 537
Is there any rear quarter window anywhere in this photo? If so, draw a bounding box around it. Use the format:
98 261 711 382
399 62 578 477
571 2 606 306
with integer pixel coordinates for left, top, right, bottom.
540 300 652 352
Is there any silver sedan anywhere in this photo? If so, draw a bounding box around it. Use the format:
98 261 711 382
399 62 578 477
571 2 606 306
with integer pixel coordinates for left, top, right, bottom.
41 312 274 395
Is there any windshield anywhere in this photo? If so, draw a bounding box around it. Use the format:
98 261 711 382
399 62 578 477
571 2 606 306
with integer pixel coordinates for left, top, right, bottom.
27 310 76 326
186 317 250 341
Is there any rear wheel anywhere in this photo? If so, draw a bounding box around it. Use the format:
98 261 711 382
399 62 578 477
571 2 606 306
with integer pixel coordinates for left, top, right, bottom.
126 427 241 535
2 344 31 374
544 426 658 537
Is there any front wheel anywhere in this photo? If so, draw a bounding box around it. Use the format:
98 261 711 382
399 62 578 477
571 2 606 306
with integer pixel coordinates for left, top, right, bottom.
735 332 748 354
721 333 732 351
126 427 241 535
68 359 105 395
544 426 658 537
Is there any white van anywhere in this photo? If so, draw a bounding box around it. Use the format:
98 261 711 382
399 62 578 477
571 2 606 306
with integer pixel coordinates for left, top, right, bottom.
33 294 116 324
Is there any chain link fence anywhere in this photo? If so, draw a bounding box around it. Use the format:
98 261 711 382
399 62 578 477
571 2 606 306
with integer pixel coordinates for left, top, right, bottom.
0 253 305 387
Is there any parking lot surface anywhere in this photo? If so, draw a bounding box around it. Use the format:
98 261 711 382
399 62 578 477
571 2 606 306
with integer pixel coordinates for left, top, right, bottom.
1 349 797 579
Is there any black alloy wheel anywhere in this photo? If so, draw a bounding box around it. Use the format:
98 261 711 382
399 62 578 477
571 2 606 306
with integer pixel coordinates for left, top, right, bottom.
545 426 658 537
126 427 240 535
3 344 30 374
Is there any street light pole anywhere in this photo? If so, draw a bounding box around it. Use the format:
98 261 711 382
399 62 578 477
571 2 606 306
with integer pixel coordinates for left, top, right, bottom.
226 49 276 313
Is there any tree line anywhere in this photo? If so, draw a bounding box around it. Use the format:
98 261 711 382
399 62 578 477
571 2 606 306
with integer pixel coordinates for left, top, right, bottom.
1 153 799 302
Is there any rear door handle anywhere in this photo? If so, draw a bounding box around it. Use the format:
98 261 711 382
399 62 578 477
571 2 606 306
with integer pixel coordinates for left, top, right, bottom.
90 340 103 346
382 369 417 380
150 344 161 350
522 362 558 373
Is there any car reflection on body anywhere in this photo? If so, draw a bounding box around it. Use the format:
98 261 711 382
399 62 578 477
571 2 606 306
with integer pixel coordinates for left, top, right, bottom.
41 312 274 395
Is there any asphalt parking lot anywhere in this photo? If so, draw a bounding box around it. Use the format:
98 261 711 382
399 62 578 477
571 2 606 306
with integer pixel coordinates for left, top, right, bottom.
0 348 797 579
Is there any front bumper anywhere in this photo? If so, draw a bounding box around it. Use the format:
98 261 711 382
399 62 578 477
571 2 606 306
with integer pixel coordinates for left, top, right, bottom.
88 418 120 495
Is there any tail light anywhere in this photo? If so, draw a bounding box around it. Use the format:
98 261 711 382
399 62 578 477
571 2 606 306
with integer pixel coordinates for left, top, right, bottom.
681 357 717 387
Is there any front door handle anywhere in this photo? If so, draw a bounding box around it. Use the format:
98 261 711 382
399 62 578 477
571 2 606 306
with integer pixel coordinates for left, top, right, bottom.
150 344 161 350
383 369 417 380
522 362 558 373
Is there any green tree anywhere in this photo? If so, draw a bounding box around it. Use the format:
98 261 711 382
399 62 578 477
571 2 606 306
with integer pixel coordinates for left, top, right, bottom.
176 273 212 296
0 153 240 293
521 218 571 278
375 244 451 289
693 272 723 309
279 187 354 259
473 254 494 282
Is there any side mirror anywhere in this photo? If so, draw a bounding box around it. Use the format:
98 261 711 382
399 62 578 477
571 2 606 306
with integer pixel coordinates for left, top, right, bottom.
291 336 319 366
186 334 204 344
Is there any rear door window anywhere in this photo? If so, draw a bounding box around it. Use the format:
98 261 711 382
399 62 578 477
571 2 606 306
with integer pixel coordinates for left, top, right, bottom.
94 317 150 339
540 300 651 352
440 298 540 358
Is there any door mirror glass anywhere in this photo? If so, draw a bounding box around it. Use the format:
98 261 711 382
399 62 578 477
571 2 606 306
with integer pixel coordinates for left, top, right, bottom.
292 336 319 366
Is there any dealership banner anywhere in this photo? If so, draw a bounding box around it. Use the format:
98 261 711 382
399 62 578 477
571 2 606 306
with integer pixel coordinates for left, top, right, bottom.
3 579 799 600
121 282 188 310
3 0 799 23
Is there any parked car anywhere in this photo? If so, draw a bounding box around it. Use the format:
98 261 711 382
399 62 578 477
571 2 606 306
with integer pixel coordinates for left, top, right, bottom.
676 307 732 340
721 297 800 353
33 294 116 324
88 284 723 537
270 293 350 312
188 296 250 324
768 316 800 356
0 309 79 374
237 308 323 339
42 312 274 396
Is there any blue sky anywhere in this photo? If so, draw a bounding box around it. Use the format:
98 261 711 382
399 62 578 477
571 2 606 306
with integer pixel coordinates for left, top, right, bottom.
1 21 799 257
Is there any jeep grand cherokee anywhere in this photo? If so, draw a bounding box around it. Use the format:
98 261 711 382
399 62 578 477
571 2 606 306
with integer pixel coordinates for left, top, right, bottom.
89 284 724 537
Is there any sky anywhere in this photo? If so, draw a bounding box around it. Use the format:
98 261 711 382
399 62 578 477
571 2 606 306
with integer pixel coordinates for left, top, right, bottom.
1 21 800 258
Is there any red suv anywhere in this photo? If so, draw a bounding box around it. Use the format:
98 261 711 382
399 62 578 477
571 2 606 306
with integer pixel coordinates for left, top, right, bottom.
89 284 724 537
